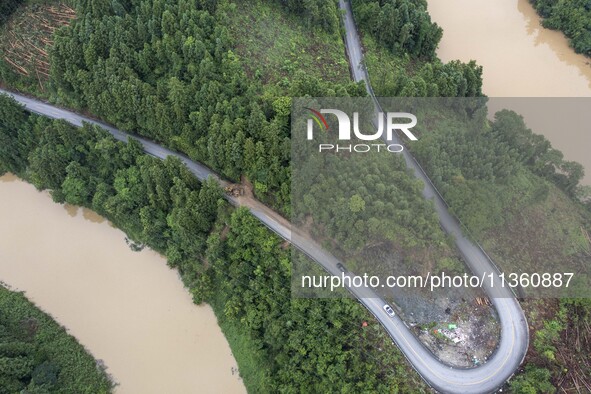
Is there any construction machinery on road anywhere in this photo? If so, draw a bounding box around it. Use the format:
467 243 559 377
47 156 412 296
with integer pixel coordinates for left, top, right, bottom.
224 185 244 197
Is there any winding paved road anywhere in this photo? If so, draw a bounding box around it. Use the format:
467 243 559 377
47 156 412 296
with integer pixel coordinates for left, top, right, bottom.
0 5 529 391
338 0 529 392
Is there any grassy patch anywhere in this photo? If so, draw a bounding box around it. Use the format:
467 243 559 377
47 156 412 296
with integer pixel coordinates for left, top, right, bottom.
227 0 350 91
208 277 274 393
483 182 591 282
360 32 416 95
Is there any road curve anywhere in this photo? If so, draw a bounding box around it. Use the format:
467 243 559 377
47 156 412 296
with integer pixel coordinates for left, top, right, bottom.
2 83 526 393
2 12 530 389
338 0 529 392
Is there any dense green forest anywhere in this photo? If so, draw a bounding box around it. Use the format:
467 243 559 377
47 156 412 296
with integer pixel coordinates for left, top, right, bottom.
45 0 366 213
351 0 483 98
530 0 591 57
203 208 427 392
0 0 480 213
412 108 587 237
0 285 112 393
0 93 222 281
0 95 428 392
351 0 442 59
295 155 444 250
1 0 591 391
345 5 591 386
409 104 591 387
290 113 461 281
0 0 469 390
49 0 290 209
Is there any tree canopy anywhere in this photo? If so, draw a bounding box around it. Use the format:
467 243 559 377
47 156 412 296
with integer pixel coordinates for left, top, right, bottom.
531 0 591 57
0 286 112 393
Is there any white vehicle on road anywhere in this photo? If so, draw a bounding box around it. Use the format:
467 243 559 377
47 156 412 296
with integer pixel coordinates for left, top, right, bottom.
383 304 395 317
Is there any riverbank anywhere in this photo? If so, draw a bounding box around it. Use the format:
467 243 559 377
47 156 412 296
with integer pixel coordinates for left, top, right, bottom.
0 284 112 393
0 173 246 394
427 0 591 184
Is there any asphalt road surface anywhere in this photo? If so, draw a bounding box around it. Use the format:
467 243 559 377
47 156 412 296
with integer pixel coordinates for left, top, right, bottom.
2 11 529 389
338 1 529 392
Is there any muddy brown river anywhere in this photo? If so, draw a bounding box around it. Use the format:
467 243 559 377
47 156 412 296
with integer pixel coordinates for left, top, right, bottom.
1 3 589 391
428 0 591 184
0 174 246 394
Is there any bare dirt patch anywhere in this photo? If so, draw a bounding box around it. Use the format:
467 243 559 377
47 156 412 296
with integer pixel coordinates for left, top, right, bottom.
392 291 500 368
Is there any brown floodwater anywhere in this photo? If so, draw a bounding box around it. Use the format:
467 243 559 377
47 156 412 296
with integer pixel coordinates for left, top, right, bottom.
428 0 591 184
0 174 246 394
